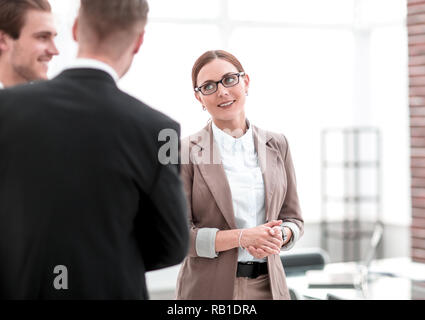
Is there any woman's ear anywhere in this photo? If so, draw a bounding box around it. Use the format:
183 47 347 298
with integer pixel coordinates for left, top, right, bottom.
243 73 250 94
194 91 203 104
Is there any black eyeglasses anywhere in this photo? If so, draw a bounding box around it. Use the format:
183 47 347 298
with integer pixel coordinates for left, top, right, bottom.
195 72 245 95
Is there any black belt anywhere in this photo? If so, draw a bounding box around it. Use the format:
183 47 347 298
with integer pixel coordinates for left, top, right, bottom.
236 262 268 279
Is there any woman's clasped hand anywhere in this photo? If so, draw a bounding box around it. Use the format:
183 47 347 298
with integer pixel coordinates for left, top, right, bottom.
240 220 285 259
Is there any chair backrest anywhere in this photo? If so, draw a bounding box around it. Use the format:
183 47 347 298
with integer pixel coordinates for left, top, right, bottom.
280 247 330 277
288 287 302 300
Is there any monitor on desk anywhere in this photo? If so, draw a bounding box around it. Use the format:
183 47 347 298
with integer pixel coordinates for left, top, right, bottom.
306 222 384 289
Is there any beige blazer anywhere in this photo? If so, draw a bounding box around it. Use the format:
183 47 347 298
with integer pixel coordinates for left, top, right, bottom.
176 122 304 300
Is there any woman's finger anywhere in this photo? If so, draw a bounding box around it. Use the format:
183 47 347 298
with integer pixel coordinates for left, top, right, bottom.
260 245 280 255
272 226 282 235
248 247 263 259
261 238 282 250
247 246 257 255
269 237 283 247
264 220 283 228
247 246 261 257
268 226 281 237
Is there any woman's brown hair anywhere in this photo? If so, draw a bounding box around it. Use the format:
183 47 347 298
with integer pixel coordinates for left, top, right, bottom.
192 50 245 89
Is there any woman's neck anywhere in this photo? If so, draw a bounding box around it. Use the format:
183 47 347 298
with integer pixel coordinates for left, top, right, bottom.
212 115 247 138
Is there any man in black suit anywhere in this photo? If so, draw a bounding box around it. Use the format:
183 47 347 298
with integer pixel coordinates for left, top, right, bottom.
0 0 189 299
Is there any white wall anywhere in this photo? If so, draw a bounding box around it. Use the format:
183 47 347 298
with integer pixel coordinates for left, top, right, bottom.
48 0 410 226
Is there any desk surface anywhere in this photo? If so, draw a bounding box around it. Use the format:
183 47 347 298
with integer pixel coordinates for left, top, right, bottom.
286 257 425 300
145 257 425 300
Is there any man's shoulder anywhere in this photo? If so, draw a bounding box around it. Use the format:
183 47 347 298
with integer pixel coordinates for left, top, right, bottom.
120 91 180 131
0 79 50 94
0 80 52 108
0 76 180 135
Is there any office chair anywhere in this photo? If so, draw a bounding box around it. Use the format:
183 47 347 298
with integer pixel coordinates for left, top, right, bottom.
326 293 345 300
280 247 330 277
288 287 303 300
281 248 330 300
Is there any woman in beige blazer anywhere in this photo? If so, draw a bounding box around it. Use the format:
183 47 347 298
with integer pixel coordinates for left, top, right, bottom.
176 50 304 300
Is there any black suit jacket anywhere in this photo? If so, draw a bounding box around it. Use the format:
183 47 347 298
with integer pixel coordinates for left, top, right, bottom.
0 69 189 299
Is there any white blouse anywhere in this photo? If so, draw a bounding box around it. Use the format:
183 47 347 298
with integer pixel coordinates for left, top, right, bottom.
195 121 300 260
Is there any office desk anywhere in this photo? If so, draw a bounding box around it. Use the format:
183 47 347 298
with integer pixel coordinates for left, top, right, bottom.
286 257 425 300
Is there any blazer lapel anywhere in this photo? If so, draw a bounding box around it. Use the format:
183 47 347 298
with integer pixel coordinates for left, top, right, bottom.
190 123 237 230
253 126 279 222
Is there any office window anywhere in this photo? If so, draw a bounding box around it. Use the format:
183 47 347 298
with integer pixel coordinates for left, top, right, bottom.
358 0 407 25
149 0 220 19
228 0 355 24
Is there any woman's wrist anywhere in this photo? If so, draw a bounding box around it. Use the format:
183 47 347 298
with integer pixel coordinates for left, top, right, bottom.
215 229 244 253
282 227 292 246
238 229 245 249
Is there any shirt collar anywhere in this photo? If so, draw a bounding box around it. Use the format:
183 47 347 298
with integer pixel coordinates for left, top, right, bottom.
211 120 254 152
65 58 119 83
0 81 4 89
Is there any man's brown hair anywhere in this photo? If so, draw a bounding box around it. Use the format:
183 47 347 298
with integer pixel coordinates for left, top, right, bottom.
80 0 149 41
0 0 51 39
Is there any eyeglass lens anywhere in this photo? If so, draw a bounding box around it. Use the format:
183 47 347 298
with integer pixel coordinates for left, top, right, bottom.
201 74 240 95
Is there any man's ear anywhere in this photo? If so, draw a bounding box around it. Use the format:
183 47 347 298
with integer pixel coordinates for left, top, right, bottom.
0 31 10 53
133 30 145 54
72 18 78 42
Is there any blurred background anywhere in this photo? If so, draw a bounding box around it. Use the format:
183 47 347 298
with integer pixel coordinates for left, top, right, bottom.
47 0 416 298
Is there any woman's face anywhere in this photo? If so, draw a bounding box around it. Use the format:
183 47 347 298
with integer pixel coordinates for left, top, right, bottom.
195 59 250 124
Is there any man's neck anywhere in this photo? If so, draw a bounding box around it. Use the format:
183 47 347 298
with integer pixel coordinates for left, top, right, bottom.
0 62 27 88
0 57 28 88
76 52 122 79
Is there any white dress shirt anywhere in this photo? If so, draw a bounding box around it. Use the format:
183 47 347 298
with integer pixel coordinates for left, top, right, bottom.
195 121 300 261
65 58 119 83
0 81 4 89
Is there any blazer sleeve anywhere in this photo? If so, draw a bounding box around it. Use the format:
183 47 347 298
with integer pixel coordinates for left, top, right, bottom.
137 122 190 272
180 137 223 259
278 135 304 240
180 161 199 258
181 137 211 258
